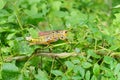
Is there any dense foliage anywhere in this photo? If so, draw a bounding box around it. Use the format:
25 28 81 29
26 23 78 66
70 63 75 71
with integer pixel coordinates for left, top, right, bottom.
1 0 120 80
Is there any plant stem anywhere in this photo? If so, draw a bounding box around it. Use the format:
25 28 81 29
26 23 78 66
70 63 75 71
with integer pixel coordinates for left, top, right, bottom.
49 58 55 79
13 2 23 30
21 54 35 73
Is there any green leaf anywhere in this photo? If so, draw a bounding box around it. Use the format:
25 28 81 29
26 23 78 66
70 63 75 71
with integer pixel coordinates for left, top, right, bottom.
110 59 117 70
51 70 63 76
19 41 33 55
85 71 90 80
0 69 2 79
109 45 120 51
28 0 41 5
1 63 19 80
30 56 40 66
91 75 97 80
67 32 75 42
82 62 92 69
73 65 85 78
28 28 39 38
93 63 100 76
12 40 34 55
7 40 14 47
0 27 9 33
35 69 48 80
104 69 114 78
65 61 74 70
100 66 114 78
79 66 85 78
118 72 120 80
6 33 16 40
103 56 113 64
72 76 82 80
113 13 120 26
0 0 6 9
51 1 61 11
87 49 101 59
89 26 102 39
74 48 81 53
24 4 40 18
113 4 120 8
72 59 80 64
18 74 30 80
1 47 11 53
114 63 120 75
1 63 19 72
73 65 79 73
30 4 38 15
65 10 87 26
62 75 69 80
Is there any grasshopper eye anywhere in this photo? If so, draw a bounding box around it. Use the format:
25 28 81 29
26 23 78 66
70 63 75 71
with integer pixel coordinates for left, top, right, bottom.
52 31 57 34
52 31 55 33
65 30 67 33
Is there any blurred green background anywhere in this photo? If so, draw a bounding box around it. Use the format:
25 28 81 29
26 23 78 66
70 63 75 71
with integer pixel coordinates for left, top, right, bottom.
1 0 120 80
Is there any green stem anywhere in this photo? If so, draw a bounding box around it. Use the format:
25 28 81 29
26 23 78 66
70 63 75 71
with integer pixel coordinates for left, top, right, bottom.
48 42 78 48
21 54 35 73
0 43 3 63
13 2 23 30
49 58 55 79
15 13 23 30
95 39 97 51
